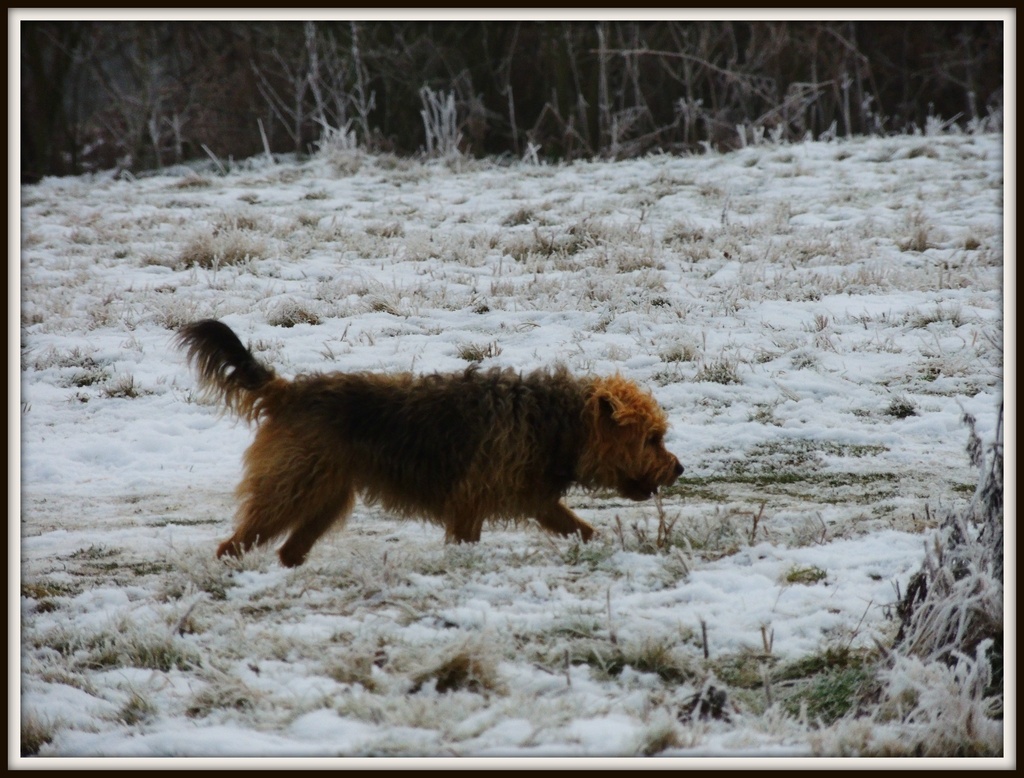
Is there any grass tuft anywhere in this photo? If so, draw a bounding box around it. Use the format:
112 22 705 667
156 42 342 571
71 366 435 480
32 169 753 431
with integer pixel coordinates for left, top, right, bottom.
502 206 536 227
267 300 323 328
907 304 965 329
410 645 504 695
179 230 267 269
456 341 502 363
21 714 57 757
116 689 159 726
102 374 145 399
186 676 258 719
695 357 741 385
886 395 918 419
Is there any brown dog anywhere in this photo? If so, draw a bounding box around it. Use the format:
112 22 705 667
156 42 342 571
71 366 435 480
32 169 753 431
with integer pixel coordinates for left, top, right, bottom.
177 320 683 567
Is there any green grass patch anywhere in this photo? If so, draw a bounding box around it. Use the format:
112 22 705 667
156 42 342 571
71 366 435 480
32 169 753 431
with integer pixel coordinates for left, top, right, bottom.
773 647 870 681
731 439 890 471
708 646 878 724
68 545 118 561
783 666 875 725
122 560 177 577
22 580 80 600
562 637 697 685
714 651 776 689
784 565 828 585
663 471 898 503
147 517 223 527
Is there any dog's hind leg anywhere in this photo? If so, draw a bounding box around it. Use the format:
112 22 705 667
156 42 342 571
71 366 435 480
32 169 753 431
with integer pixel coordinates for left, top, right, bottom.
217 423 354 566
218 478 354 567
277 487 355 568
535 502 595 542
215 425 299 560
216 532 258 560
216 490 291 562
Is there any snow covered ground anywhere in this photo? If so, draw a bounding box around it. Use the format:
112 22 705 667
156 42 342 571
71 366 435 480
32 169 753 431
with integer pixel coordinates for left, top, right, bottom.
16 131 1006 764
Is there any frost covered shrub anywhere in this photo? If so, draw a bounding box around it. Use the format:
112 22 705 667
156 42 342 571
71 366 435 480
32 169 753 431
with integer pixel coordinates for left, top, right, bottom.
816 636 1001 757
869 641 1002 756
883 404 1004 754
895 407 1003 658
814 405 1004 757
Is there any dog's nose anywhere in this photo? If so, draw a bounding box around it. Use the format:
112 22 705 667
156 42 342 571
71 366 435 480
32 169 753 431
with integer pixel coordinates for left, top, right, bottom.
674 459 684 477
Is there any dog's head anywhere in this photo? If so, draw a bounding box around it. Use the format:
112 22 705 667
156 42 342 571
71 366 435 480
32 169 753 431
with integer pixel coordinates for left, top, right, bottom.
580 376 683 500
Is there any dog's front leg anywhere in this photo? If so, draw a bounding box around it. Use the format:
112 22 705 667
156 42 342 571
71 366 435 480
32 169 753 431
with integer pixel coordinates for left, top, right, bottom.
535 502 595 542
444 510 486 544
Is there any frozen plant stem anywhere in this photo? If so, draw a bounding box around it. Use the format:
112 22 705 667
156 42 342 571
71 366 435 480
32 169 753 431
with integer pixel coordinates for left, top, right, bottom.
761 624 774 655
749 501 767 545
607 587 618 645
761 663 773 707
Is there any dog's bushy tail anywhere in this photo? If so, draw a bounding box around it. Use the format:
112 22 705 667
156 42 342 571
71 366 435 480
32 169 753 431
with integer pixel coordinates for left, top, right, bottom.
176 320 280 423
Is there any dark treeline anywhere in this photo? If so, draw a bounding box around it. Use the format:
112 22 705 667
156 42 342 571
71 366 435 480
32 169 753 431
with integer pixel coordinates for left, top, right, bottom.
21 20 1003 182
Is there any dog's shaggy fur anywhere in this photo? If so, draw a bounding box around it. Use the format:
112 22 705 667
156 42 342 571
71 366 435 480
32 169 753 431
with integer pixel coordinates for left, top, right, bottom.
177 319 683 567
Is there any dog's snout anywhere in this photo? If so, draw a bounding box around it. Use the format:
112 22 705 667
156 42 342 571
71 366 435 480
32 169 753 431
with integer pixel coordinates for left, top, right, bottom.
673 459 684 477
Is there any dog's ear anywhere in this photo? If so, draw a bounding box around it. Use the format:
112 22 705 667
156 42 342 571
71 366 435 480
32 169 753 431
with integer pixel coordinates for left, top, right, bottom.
590 376 664 430
596 390 625 425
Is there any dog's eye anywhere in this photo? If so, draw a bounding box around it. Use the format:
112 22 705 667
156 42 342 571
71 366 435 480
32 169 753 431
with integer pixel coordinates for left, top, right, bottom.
646 432 663 447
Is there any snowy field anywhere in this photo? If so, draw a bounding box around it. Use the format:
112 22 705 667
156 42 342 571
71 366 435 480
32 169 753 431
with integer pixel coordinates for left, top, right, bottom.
17 132 1006 764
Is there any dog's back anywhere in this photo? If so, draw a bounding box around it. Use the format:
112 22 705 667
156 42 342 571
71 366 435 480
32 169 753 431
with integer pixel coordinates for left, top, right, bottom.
284 366 588 517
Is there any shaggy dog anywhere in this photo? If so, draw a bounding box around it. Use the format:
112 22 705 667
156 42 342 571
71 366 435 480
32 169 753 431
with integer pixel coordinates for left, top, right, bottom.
177 319 683 567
